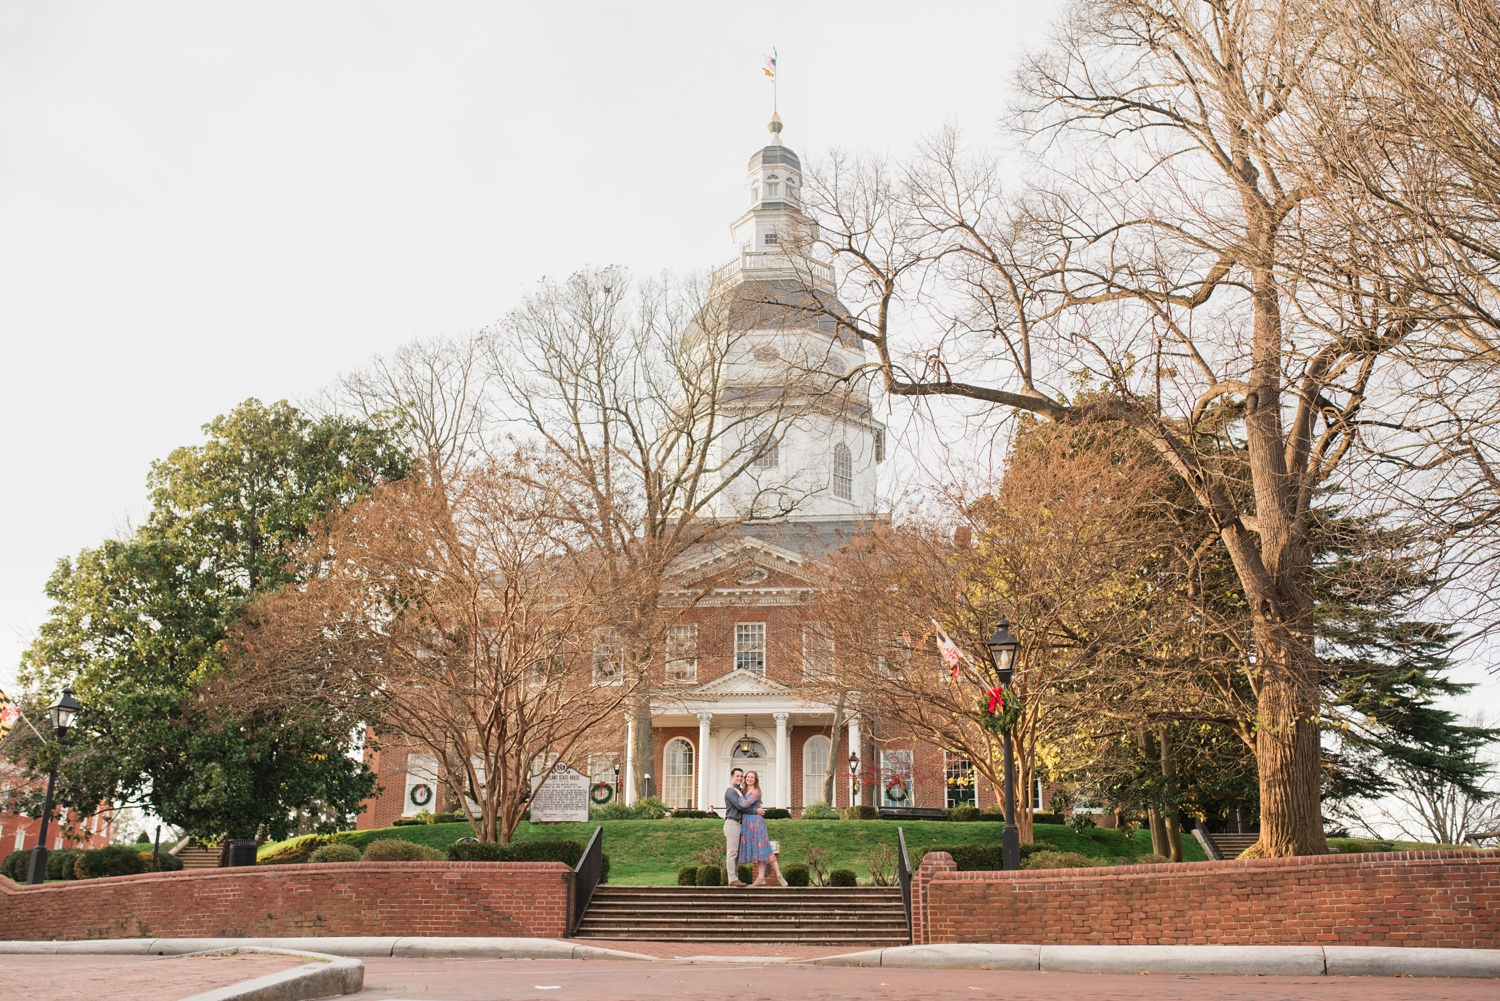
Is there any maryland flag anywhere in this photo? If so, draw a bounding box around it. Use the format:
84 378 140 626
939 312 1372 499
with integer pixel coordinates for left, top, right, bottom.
0 688 19 741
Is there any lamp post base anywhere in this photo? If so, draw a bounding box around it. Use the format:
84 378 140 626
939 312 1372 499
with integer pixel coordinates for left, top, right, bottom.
26 846 49 885
1002 822 1020 871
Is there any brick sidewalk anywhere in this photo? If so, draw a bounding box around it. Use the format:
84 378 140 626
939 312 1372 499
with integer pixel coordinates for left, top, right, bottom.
357 957 1500 1000
3 953 305 1001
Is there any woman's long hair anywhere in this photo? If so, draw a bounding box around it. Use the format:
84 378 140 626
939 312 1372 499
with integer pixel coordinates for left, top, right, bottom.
743 770 761 794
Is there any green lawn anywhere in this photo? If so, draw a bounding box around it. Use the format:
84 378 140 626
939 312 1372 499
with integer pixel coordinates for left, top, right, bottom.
261 818 1207 884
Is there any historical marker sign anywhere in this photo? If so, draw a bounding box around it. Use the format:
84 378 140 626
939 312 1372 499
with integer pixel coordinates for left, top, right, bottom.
529 761 590 823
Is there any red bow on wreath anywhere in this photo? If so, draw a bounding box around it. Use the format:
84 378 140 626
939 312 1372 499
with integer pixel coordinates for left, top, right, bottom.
987 687 1005 713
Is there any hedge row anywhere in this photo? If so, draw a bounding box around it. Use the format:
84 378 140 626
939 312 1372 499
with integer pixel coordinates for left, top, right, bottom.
1 845 184 882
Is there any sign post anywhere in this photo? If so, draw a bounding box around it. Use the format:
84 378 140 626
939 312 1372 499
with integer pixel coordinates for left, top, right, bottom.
529 761 590 823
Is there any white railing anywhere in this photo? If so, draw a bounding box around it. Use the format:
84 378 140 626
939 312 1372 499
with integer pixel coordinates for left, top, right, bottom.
710 252 835 293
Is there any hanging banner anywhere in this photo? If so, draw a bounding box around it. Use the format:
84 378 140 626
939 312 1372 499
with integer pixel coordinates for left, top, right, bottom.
529 761 590 823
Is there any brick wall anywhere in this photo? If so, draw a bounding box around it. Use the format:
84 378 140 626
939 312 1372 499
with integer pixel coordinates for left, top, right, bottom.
911 849 1500 948
0 861 573 941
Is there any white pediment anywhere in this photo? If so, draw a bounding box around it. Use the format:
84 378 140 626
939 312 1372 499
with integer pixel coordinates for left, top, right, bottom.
687 669 795 698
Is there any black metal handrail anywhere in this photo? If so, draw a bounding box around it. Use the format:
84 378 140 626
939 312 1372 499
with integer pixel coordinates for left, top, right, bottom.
897 825 912 943
570 825 603 935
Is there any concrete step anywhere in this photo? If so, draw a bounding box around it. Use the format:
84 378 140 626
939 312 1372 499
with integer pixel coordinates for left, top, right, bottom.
575 884 909 944
1209 833 1260 858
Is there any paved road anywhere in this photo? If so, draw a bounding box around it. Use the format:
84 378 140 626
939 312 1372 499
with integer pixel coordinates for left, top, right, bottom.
359 958 1500 1000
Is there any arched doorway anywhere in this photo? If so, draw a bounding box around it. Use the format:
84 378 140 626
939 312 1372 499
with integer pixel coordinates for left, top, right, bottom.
717 727 777 808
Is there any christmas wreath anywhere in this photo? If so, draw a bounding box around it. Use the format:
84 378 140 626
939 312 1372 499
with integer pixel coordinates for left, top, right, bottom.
408 782 434 808
978 686 1024 734
884 776 910 803
590 780 614 805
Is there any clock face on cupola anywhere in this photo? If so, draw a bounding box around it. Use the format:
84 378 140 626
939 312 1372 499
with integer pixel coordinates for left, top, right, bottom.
709 114 887 537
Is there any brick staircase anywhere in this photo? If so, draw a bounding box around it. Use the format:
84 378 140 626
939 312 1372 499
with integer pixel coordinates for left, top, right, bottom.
1208 832 1260 858
572 886 910 946
169 838 222 869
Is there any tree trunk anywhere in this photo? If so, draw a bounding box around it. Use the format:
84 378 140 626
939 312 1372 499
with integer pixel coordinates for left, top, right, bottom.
1016 742 1034 845
631 689 655 803
1137 726 1167 855
1252 636 1328 856
1159 725 1184 862
824 694 847 806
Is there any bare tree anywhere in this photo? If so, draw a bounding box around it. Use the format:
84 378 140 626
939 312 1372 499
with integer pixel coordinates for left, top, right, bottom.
489 268 822 800
224 461 632 843
1347 714 1500 845
795 0 1497 856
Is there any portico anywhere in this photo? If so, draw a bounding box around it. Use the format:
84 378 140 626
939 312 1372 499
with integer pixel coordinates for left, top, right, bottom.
626 668 862 812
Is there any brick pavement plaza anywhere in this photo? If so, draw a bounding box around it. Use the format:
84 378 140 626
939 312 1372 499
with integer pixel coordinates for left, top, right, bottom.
11 954 1496 1001
354 958 1499 1000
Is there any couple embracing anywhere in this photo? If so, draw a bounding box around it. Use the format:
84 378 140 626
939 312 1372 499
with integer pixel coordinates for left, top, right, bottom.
723 766 787 886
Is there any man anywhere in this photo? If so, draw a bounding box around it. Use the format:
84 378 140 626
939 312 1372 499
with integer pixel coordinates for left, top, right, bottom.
723 766 762 887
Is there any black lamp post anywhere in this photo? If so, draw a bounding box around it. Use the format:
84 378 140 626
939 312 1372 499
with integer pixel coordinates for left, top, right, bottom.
984 619 1021 871
27 687 81 885
847 750 860 807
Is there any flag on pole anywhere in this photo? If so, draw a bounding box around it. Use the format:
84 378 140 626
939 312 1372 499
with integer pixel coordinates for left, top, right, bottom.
0 688 19 741
763 53 777 79
932 622 966 681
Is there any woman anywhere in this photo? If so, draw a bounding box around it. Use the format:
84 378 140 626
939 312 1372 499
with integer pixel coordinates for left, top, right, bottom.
737 771 787 886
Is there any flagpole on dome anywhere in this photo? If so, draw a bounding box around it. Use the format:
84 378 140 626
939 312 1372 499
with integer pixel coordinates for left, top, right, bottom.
763 48 781 137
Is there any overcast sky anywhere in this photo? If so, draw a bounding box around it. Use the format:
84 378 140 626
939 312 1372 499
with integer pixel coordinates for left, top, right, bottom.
2 2 1495 726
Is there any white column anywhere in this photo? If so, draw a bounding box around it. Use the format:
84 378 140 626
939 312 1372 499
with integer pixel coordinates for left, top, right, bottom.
624 715 637 807
848 716 863 806
774 712 791 809
696 712 714 811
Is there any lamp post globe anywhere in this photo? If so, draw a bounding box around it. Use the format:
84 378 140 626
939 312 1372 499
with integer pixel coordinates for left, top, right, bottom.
27 687 81 885
48 687 81 737
983 619 1022 871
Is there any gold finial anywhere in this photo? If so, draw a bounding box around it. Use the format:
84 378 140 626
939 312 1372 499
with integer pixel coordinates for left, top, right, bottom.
768 112 783 135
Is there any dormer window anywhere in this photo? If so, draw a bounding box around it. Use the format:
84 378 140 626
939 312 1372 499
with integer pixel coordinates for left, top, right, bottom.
764 233 778 245
766 182 780 197
751 186 760 203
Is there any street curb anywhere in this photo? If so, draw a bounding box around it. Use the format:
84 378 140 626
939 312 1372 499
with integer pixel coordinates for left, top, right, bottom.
170 948 363 1001
0 936 654 962
810 944 1500 978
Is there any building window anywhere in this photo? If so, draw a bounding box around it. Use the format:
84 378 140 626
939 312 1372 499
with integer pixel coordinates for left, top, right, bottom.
1033 775 1045 811
832 442 853 499
751 185 760 203
880 749 914 808
753 432 779 468
593 628 622 685
663 738 696 809
874 427 886 462
588 753 621 806
945 751 978 809
802 621 835 680
665 624 698 683
735 622 766 675
763 232 779 245
803 735 831 807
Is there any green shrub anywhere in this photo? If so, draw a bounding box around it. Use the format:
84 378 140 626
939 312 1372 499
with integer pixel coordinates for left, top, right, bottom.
737 863 753 884
1022 850 1098 870
919 845 1004 870
600 853 610 883
696 864 724 886
135 832 151 843
47 849 81 881
671 809 710 819
1134 853 1170 864
842 805 879 821
946 805 985 822
591 801 636 821
763 808 792 820
829 868 858 887
445 839 584 866
1 850 29 881
258 834 329 865
309 843 363 863
74 845 150 879
1067 813 1097 833
800 801 839 820
678 865 698 886
1031 813 1065 826
633 796 670 819
391 818 424 827
363 838 446 862
447 840 505 862
145 850 184 872
431 812 462 824
783 862 810 887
